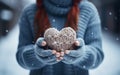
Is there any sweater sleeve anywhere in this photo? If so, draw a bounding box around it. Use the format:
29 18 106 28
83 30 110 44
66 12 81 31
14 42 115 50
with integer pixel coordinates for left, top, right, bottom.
62 1 104 70
16 6 57 70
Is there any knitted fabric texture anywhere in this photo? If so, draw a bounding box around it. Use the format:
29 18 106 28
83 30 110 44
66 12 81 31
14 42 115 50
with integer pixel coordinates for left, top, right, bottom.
44 27 76 51
16 0 104 75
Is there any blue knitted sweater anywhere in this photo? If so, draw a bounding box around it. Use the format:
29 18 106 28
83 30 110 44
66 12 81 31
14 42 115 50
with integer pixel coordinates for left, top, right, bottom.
16 0 104 75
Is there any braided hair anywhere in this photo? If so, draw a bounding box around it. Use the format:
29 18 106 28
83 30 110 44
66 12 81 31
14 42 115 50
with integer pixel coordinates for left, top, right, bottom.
34 0 81 41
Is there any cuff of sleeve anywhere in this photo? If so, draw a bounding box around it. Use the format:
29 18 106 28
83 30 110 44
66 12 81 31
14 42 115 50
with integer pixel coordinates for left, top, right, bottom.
34 44 53 57
68 46 85 57
19 45 46 70
62 46 85 64
73 47 97 70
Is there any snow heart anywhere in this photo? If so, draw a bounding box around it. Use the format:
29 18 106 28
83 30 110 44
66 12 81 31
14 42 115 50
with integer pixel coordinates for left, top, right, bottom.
44 27 76 52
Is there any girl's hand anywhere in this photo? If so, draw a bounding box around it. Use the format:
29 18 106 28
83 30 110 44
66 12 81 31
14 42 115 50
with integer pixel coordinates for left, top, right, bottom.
74 40 80 46
64 50 70 54
41 41 47 46
36 37 47 47
52 50 64 61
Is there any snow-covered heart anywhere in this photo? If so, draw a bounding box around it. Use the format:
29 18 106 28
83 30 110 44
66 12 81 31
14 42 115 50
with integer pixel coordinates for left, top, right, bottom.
44 27 76 52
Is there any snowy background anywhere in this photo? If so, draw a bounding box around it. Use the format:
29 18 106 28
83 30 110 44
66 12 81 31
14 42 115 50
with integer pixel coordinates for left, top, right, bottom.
0 0 120 75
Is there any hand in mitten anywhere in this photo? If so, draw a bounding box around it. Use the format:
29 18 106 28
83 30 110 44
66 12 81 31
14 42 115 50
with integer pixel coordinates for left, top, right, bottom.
62 38 85 64
65 38 84 57
36 37 47 47
35 37 59 65
53 40 81 61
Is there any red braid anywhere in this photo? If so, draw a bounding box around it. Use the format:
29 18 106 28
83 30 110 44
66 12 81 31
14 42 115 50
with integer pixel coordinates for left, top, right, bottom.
34 0 81 41
65 0 81 30
34 0 51 41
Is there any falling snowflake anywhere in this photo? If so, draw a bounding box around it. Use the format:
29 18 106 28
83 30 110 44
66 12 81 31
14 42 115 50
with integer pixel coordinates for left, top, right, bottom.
116 37 119 41
52 19 56 22
83 65 86 68
109 12 112 16
91 32 93 34
32 64 34 66
52 41 57 45
6 30 9 32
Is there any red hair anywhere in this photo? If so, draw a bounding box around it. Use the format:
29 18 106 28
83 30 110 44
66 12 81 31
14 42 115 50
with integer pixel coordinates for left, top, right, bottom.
34 0 81 41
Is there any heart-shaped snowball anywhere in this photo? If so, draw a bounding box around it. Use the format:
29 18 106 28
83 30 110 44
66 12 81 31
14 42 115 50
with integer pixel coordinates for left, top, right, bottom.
44 27 76 52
